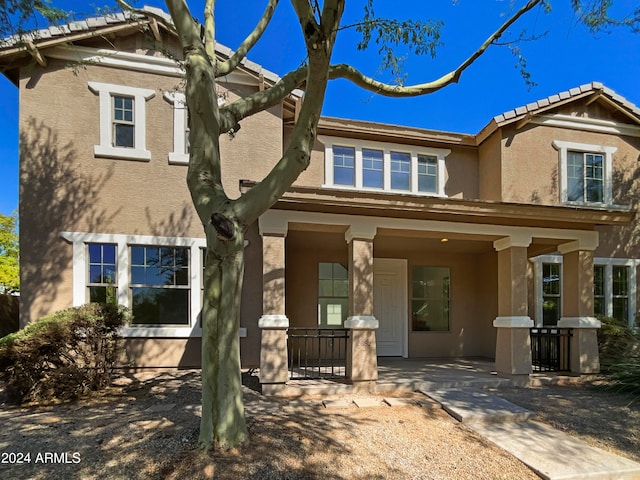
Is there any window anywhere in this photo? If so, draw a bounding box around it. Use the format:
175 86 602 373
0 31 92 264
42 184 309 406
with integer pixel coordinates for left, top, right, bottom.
130 246 190 325
594 264 605 316
318 262 348 328
87 243 117 304
553 140 615 205
362 148 383 188
88 81 155 161
411 266 450 331
164 91 190 164
542 263 561 326
535 255 638 328
613 266 629 322
321 136 450 196
333 146 355 186
418 154 438 193
112 96 134 148
390 151 411 191
567 151 604 202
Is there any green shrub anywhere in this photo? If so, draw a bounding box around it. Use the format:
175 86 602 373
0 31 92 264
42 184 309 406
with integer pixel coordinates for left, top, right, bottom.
596 315 640 401
0 303 129 404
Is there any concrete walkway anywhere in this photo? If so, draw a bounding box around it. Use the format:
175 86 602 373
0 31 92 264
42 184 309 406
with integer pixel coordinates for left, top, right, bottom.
423 387 640 480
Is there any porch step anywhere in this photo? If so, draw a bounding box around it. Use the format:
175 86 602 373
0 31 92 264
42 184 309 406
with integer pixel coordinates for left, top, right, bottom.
420 387 532 424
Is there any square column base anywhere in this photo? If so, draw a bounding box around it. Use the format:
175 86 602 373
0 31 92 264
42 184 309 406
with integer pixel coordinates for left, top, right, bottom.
345 318 378 383
259 315 289 385
494 317 534 375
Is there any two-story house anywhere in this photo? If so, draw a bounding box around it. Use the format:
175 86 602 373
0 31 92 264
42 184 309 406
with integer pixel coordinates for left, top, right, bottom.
1 9 638 391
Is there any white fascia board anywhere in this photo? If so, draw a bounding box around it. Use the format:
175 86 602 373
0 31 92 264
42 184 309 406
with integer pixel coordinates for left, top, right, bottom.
534 114 640 138
259 210 600 247
48 45 270 87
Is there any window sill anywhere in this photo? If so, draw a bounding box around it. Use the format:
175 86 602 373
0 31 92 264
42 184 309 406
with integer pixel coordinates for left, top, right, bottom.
321 184 446 198
94 145 151 161
168 152 189 165
120 326 247 338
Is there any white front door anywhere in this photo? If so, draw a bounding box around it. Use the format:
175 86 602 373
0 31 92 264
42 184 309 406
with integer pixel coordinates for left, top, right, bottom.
374 258 407 357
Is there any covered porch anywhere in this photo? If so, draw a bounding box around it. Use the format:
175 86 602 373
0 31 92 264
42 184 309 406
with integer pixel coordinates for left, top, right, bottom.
254 188 632 395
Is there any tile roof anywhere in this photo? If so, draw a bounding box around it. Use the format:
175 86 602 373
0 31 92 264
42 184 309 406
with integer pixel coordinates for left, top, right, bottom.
492 81 640 124
0 6 290 88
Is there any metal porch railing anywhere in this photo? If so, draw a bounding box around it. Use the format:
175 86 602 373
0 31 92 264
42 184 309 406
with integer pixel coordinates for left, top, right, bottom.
287 328 348 380
530 327 573 372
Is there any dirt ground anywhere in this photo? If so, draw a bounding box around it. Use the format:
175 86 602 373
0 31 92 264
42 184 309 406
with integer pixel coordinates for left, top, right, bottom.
0 370 637 480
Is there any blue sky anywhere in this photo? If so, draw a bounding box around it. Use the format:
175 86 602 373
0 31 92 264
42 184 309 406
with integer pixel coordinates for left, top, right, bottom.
1 0 639 215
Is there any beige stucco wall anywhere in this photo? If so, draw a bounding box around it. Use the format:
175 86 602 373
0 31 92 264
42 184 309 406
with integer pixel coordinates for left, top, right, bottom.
499 122 640 206
478 130 502 201
18 50 278 368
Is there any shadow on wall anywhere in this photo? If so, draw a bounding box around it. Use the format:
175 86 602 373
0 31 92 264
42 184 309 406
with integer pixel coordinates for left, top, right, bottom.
600 160 640 257
0 294 19 337
19 117 119 325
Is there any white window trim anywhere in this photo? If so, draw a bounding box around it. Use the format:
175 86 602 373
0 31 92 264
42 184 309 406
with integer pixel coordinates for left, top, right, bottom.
320 135 450 197
163 91 190 165
532 254 638 328
61 231 205 338
88 81 155 161
552 140 616 205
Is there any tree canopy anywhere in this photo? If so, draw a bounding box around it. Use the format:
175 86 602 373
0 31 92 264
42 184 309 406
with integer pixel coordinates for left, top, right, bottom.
0 213 19 293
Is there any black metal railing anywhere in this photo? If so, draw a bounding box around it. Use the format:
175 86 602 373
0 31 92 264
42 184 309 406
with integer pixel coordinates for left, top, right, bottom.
530 327 573 372
287 328 348 380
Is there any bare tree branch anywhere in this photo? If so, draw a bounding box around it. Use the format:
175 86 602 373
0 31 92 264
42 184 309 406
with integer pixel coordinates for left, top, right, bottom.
216 0 280 76
328 0 542 97
203 0 216 62
219 66 306 132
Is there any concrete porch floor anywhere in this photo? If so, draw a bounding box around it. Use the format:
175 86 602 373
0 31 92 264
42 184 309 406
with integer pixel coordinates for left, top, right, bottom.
376 357 510 393
276 357 535 396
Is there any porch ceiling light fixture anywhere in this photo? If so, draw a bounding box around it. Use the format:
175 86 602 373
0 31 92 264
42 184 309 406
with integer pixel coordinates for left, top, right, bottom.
440 238 449 243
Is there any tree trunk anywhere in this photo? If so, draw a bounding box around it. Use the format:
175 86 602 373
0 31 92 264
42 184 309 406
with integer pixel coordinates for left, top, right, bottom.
199 230 248 450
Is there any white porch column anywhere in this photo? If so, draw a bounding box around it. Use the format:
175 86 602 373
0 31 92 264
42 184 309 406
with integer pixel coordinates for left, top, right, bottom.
258 216 289 393
558 239 601 374
345 224 378 392
493 235 534 375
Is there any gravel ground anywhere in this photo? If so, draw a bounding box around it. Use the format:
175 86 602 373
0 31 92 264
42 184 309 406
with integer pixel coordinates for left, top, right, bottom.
0 370 636 480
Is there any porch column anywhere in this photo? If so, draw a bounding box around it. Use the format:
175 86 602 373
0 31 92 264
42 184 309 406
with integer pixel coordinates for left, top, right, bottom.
493 235 534 375
344 225 378 392
558 240 601 374
258 217 289 394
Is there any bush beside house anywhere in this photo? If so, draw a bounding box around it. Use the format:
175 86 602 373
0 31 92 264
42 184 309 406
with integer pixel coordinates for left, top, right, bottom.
597 315 640 398
0 303 129 403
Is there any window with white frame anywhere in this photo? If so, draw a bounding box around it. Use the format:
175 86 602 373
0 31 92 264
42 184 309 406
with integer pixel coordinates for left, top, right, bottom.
61 232 206 336
533 255 638 327
613 265 630 322
164 91 190 165
318 262 348 328
88 81 155 161
130 246 190 326
87 243 117 304
553 140 616 205
542 263 561 326
321 136 450 196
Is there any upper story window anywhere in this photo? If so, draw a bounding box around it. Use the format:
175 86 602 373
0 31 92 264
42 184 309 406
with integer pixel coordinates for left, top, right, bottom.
89 81 155 161
112 96 134 148
163 91 190 165
553 140 616 205
321 136 450 197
